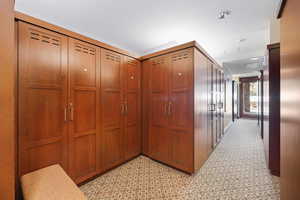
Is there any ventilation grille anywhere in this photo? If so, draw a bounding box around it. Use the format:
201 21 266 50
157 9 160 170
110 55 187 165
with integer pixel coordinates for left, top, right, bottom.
30 30 60 46
105 52 120 62
172 50 191 61
74 43 96 55
152 59 165 65
127 59 138 66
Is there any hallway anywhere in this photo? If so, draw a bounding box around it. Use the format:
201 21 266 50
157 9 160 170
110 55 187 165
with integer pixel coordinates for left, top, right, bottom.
81 119 280 200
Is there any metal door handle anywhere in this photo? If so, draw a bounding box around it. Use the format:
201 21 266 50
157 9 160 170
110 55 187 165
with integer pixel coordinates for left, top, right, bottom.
64 106 68 122
164 103 168 115
121 104 125 115
125 102 128 115
69 103 74 121
168 102 172 116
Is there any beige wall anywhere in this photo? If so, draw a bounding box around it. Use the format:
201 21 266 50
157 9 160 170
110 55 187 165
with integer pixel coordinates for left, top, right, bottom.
269 19 280 44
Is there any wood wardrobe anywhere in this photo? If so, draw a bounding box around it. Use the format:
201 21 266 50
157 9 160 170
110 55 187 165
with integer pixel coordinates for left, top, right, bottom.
16 13 225 183
141 43 225 173
17 21 141 183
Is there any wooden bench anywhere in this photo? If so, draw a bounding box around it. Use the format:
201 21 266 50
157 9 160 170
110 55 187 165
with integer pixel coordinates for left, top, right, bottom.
21 165 87 200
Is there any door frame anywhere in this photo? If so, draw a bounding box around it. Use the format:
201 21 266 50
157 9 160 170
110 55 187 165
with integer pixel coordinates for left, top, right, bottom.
239 76 259 119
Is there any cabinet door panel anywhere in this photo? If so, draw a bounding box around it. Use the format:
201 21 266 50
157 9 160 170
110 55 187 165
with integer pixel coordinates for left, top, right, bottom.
170 131 193 172
148 56 170 162
101 49 124 169
18 22 68 176
169 49 193 131
69 38 100 182
124 58 141 159
73 135 96 179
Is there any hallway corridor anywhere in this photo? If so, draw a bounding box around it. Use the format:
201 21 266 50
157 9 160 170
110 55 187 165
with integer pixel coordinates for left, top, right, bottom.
81 119 280 200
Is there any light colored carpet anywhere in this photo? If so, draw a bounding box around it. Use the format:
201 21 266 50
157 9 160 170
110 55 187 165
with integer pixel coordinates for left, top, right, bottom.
81 119 280 199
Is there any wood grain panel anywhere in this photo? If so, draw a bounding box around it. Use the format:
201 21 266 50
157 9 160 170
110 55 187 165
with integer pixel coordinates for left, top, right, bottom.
101 49 124 169
0 0 15 197
280 0 300 198
142 60 151 155
69 38 100 182
18 22 68 176
194 48 210 172
124 57 141 160
148 55 170 163
168 49 194 172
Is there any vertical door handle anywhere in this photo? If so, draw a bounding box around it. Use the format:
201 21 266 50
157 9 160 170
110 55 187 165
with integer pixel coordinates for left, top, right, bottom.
64 106 68 122
168 101 172 116
124 102 128 115
69 103 74 121
121 104 125 115
164 103 168 115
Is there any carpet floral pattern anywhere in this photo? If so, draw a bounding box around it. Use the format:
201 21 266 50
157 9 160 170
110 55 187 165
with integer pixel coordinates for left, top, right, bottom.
81 120 280 199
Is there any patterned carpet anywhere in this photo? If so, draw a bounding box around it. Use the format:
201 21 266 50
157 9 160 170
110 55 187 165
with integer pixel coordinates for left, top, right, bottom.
81 119 280 199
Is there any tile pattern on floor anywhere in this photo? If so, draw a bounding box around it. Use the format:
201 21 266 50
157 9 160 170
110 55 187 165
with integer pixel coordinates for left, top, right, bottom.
81 119 280 199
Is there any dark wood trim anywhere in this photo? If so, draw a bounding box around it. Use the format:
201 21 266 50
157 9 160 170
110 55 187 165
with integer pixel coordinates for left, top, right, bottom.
239 76 259 82
277 0 287 19
14 11 140 60
267 43 280 50
0 0 16 199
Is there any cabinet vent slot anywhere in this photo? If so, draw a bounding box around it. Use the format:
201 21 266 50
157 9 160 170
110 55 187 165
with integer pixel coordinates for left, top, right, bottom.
152 59 165 65
172 51 190 61
75 43 95 55
105 52 120 62
29 30 61 46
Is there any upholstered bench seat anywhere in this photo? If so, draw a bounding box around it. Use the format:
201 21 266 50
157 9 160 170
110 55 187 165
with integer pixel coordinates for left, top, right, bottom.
21 165 86 200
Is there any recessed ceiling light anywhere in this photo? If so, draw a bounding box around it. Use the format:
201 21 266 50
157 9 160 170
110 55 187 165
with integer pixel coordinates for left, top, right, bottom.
250 57 259 60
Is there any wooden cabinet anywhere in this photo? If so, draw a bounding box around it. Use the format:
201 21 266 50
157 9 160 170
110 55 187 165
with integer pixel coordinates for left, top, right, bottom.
18 22 141 183
68 38 100 182
100 49 124 170
18 22 69 175
148 55 170 163
123 57 141 160
263 43 280 176
144 46 224 173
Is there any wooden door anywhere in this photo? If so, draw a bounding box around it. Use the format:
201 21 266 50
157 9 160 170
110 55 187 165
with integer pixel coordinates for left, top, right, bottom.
18 22 68 175
101 49 124 170
168 49 194 172
124 57 141 160
68 38 100 182
148 55 170 163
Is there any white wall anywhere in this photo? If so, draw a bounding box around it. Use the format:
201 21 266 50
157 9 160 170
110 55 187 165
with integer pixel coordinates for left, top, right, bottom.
269 19 280 44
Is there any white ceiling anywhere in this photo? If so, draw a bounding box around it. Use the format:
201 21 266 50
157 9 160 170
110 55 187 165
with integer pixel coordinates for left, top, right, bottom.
15 0 280 64
223 57 265 75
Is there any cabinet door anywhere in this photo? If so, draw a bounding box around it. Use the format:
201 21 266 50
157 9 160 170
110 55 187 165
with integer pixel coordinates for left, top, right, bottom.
68 38 100 182
169 49 194 172
18 22 68 175
101 49 124 169
148 56 170 163
124 57 141 160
